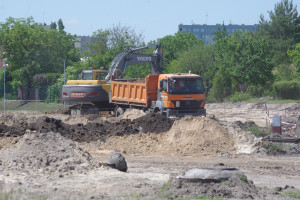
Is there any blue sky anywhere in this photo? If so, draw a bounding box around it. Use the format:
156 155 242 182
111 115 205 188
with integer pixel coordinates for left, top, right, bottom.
0 0 298 42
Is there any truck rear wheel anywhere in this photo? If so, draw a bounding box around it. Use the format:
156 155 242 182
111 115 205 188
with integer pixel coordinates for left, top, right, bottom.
115 107 124 117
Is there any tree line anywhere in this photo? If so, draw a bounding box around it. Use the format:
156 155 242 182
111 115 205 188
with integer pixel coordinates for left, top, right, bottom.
0 0 299 102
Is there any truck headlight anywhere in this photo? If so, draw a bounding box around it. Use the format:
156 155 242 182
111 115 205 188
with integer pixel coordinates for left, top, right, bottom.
176 101 180 107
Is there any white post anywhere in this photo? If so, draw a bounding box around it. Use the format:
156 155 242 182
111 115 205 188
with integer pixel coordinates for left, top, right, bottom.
3 59 6 112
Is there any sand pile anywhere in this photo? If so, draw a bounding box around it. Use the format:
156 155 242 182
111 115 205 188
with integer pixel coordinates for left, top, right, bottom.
103 117 236 156
0 132 94 173
121 109 146 120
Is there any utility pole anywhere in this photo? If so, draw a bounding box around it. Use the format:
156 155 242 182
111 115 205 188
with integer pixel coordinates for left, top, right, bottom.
3 59 5 111
59 58 66 108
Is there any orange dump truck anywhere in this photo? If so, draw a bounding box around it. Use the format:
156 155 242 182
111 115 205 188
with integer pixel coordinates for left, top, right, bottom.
110 73 206 118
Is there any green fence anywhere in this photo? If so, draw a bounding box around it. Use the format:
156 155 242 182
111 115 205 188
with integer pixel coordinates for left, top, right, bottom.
0 83 64 112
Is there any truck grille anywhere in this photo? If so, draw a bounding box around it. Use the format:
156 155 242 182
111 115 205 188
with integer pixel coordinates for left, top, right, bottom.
172 100 202 109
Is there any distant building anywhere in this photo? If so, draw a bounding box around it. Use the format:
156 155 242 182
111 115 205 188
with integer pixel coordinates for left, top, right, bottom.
41 23 51 31
178 24 258 45
75 36 94 54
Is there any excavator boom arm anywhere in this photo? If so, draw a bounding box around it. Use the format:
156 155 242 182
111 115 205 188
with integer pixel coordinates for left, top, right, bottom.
105 43 163 82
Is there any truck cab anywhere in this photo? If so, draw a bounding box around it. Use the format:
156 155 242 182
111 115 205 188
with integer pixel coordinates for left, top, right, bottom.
155 73 206 117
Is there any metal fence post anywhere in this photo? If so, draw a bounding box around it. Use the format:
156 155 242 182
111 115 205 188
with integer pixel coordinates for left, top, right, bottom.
3 60 6 111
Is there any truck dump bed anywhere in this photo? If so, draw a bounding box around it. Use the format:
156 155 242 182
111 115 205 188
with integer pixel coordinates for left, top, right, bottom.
110 75 159 107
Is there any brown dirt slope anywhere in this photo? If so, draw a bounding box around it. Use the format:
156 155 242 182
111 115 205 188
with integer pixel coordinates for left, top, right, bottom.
103 117 236 157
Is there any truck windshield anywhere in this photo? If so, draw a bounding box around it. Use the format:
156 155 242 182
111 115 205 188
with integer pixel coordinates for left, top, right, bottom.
82 72 93 80
168 77 205 94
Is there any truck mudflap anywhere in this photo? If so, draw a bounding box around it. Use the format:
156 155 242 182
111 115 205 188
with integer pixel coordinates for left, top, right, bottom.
62 84 109 105
165 108 206 118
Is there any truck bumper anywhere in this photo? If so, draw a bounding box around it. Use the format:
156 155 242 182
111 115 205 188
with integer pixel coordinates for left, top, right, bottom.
62 85 109 105
166 108 206 118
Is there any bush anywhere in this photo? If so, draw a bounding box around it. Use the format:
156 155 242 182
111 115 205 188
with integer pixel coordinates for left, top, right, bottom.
210 71 233 102
226 92 252 102
273 80 300 99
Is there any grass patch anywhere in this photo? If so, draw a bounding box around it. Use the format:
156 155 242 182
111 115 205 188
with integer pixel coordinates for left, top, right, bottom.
263 142 286 154
225 92 252 103
265 143 282 152
282 190 300 199
249 126 270 137
161 182 170 192
0 101 64 112
0 189 49 200
238 175 248 183
167 196 225 200
0 189 20 200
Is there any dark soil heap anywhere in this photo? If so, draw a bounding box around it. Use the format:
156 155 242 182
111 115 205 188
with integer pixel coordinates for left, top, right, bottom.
0 113 174 143
131 112 174 133
167 174 260 199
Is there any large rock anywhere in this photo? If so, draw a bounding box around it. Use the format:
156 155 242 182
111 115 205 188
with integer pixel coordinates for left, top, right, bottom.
108 152 127 172
176 166 245 183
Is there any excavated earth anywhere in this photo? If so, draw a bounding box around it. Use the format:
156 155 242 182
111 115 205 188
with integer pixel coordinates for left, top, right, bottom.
0 103 299 200
0 112 173 143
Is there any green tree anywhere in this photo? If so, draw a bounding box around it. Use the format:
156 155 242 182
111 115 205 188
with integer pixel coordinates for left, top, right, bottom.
0 17 80 99
87 24 145 71
287 43 300 79
50 22 57 30
167 43 216 91
259 0 300 65
213 30 273 99
58 19 65 32
288 43 300 71
158 31 202 68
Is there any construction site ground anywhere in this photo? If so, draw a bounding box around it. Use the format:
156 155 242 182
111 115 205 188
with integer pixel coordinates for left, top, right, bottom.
0 102 299 200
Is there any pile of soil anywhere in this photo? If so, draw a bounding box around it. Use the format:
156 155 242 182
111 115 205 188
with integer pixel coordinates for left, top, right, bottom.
217 120 261 154
132 112 174 133
0 113 174 143
121 109 146 120
103 117 236 156
165 173 299 200
0 132 94 173
166 174 260 199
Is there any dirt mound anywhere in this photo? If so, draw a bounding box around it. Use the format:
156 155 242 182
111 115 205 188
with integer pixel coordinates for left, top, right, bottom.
166 174 261 199
103 117 236 156
217 120 261 154
132 112 174 133
0 132 94 173
0 114 173 143
164 117 235 156
165 171 298 200
121 109 146 120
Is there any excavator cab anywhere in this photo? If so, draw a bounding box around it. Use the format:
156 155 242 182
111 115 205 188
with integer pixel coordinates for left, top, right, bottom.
113 69 124 80
82 71 94 80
